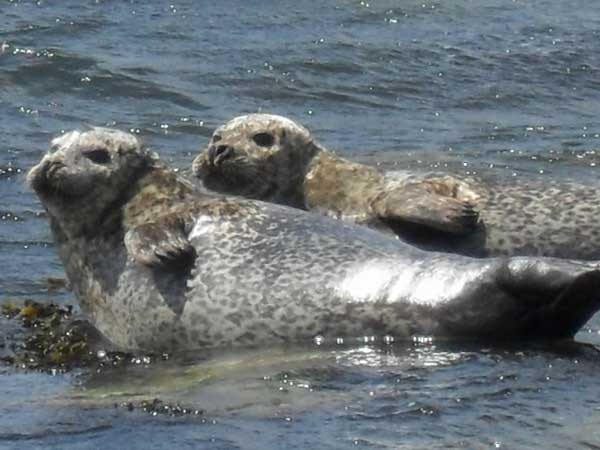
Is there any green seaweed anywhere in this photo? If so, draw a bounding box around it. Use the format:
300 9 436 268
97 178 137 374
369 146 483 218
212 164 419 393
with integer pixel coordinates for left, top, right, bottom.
1 300 93 371
0 299 142 373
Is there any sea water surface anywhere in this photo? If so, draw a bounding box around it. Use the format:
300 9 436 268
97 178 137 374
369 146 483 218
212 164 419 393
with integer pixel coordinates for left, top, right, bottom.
2 0 600 448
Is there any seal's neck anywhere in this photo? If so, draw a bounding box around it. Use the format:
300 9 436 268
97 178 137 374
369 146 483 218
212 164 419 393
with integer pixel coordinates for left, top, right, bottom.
276 140 325 209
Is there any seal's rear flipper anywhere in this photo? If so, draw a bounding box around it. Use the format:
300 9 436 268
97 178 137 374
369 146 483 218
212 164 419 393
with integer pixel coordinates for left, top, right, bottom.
543 270 600 338
370 183 480 235
496 260 600 339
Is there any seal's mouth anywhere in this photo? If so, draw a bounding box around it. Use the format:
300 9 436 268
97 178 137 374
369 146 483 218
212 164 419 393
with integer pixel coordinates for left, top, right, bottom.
191 153 211 178
192 150 231 178
28 158 67 197
192 149 275 198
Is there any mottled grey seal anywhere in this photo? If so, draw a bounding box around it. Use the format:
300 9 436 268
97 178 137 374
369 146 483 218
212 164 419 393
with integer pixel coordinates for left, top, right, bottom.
192 114 600 259
193 114 479 236
28 127 600 352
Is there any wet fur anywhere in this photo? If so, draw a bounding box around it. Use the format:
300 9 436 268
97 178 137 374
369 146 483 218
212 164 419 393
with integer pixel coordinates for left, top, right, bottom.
28 128 600 352
193 114 600 260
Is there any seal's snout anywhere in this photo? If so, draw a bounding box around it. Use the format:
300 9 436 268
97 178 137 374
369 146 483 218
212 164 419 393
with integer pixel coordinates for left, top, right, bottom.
46 159 66 177
207 145 234 167
28 154 69 195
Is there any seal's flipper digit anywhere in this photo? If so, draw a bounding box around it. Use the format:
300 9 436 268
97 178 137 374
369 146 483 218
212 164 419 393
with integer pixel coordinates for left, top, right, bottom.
370 184 480 235
125 220 196 270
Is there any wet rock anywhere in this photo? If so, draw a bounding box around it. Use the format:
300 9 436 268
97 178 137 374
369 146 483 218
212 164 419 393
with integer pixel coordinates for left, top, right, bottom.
0 300 155 373
116 398 204 418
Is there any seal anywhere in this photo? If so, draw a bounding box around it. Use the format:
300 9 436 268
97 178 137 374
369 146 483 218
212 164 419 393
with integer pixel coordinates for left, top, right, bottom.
29 127 600 352
192 114 480 236
192 114 600 259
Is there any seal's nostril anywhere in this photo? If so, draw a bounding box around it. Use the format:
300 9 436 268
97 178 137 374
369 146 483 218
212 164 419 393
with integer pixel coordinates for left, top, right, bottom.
215 145 233 158
208 145 234 166
45 160 66 178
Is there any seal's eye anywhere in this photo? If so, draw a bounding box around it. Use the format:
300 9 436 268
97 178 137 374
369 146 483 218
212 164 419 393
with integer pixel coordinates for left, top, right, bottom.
212 134 222 143
252 132 274 147
84 148 111 164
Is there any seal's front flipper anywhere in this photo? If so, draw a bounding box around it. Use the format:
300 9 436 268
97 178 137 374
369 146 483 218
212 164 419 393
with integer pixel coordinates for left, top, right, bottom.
370 183 480 235
125 217 196 270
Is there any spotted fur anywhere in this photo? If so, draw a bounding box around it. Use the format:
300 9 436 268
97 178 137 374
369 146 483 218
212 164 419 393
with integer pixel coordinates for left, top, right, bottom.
192 114 600 259
28 128 600 351
193 114 479 236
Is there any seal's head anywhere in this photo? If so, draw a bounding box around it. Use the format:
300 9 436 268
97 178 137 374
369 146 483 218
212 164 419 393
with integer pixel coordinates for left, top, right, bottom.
192 114 323 207
28 127 157 239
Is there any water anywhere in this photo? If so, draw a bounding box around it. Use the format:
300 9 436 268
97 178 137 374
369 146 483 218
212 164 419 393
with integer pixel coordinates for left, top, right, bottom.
2 0 600 448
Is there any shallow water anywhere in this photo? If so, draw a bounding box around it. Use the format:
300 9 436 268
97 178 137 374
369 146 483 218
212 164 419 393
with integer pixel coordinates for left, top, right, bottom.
1 0 600 448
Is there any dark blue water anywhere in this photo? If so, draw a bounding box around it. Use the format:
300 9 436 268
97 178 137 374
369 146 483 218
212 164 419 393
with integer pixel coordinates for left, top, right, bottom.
2 0 600 448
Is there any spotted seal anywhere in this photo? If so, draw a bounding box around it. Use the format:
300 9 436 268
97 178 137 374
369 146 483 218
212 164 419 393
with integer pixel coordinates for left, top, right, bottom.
28 127 600 351
192 114 479 236
192 114 600 259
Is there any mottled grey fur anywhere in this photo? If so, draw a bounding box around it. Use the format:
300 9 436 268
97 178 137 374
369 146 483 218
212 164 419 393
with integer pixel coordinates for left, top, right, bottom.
465 176 600 259
29 128 600 352
192 114 600 260
193 114 479 236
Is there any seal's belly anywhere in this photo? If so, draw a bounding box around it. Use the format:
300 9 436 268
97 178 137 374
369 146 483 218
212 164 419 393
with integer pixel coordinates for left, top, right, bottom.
98 253 494 351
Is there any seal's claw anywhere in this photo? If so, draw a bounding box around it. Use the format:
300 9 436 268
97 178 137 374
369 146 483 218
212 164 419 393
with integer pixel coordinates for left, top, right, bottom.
454 200 480 230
